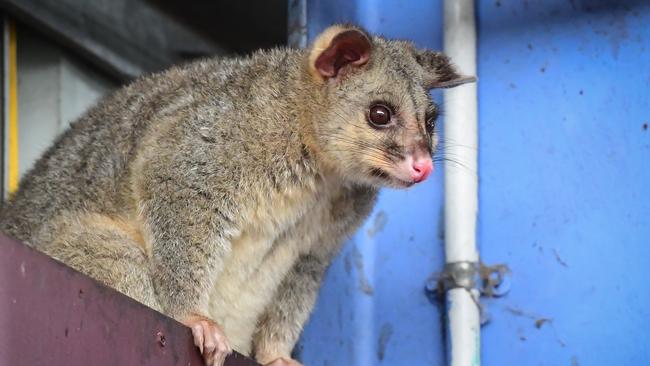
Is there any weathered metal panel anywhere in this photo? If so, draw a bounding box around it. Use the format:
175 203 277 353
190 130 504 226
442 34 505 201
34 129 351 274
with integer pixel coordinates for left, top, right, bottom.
478 1 650 365
0 234 258 366
0 0 224 80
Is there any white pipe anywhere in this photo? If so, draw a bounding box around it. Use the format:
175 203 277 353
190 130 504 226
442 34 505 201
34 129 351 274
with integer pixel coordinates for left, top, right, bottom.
443 0 480 366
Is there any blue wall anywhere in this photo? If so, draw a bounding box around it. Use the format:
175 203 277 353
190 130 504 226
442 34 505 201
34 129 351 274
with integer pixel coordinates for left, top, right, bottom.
298 1 650 365
478 1 650 365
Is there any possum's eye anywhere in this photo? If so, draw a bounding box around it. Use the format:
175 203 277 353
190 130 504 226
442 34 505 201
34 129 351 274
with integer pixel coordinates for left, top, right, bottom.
367 104 392 128
425 106 438 134
425 117 436 135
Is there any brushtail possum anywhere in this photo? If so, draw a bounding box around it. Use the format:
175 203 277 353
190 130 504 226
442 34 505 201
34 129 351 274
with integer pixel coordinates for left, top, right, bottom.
0 25 474 366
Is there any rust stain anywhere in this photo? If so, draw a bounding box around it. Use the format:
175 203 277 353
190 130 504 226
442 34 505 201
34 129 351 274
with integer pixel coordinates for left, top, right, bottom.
535 318 551 329
504 306 565 347
156 331 167 348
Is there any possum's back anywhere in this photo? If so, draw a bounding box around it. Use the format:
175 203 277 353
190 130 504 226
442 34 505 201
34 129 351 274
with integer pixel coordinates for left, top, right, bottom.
0 61 213 245
0 49 302 246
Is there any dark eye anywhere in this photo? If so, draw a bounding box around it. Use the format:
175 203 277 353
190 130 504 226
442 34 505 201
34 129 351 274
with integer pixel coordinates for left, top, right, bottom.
425 107 438 134
368 104 392 127
425 117 436 134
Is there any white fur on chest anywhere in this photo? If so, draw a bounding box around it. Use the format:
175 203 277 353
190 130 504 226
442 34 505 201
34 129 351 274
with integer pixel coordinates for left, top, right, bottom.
207 182 335 355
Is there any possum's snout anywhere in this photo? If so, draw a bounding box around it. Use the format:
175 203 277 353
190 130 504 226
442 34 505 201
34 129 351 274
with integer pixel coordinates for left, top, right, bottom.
411 157 433 182
394 152 433 184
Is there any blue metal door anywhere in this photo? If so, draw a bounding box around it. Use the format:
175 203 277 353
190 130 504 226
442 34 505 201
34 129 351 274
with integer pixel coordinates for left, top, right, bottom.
296 1 650 365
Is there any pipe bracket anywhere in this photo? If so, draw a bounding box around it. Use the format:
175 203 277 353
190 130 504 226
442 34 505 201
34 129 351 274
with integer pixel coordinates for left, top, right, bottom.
425 261 511 298
425 261 510 326
439 261 479 292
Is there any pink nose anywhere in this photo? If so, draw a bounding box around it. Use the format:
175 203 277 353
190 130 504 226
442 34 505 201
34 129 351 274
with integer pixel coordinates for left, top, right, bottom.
411 158 433 183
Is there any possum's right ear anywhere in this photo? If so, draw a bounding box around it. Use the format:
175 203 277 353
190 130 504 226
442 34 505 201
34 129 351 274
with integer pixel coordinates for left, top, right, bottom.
415 50 476 89
308 25 372 82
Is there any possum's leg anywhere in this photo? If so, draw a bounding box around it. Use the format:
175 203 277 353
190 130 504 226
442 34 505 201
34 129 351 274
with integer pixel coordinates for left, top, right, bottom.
253 184 377 365
252 253 329 366
38 212 161 312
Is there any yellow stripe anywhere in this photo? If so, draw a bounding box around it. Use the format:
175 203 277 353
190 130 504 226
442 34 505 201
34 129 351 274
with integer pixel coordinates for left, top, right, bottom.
7 20 18 194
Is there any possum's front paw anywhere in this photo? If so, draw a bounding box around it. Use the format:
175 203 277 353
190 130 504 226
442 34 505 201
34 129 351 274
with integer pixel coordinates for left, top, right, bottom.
264 357 304 366
183 314 232 366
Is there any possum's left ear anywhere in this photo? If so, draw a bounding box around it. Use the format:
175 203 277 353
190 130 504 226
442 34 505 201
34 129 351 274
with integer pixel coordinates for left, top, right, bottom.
309 25 372 82
415 50 476 89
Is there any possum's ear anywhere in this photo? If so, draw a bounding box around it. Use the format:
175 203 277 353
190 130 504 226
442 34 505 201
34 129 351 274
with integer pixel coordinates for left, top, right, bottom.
415 50 476 89
309 25 372 82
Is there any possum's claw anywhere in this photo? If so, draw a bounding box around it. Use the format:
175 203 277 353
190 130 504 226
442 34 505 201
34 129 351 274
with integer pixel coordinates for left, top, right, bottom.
264 357 304 366
184 314 232 366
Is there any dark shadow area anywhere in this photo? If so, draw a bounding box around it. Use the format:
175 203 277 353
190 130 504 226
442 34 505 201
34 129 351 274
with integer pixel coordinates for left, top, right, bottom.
148 0 288 55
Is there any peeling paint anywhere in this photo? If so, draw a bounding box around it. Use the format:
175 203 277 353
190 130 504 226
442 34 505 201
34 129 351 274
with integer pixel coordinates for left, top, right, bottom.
343 251 352 275
351 245 374 295
552 248 569 267
377 323 393 361
504 306 565 347
366 211 387 237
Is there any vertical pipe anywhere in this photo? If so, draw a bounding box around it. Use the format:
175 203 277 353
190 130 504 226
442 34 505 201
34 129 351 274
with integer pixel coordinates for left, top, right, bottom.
443 1 480 366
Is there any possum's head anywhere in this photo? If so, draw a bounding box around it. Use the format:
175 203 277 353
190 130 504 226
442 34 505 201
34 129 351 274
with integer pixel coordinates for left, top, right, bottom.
306 25 474 188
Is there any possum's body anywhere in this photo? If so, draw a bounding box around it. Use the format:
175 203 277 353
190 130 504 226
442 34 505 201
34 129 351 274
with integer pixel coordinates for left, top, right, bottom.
0 24 472 366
